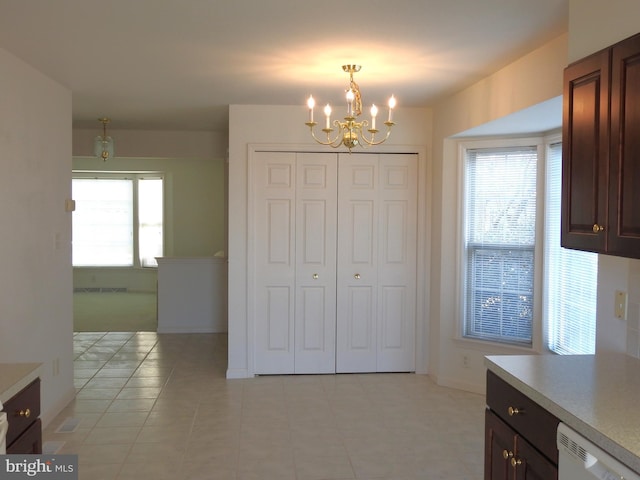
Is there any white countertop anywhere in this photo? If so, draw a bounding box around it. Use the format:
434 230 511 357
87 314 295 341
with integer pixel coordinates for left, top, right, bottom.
0 363 42 405
485 353 640 474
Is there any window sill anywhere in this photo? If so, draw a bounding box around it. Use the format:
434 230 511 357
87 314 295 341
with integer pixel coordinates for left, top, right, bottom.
452 335 540 355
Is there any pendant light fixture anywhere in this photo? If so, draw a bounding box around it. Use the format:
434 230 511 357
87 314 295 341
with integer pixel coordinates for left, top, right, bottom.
94 117 114 161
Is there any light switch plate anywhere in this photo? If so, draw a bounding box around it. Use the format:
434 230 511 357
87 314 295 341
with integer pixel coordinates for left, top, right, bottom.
615 290 628 320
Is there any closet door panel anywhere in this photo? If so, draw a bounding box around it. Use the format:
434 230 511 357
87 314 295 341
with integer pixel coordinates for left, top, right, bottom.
295 153 337 374
380 286 406 348
377 155 418 372
265 286 293 350
337 154 378 372
254 153 296 374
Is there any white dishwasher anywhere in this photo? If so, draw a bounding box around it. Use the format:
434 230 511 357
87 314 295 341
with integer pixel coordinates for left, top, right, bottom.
557 423 640 480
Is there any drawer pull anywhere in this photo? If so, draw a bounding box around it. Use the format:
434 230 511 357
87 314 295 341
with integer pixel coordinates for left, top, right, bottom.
511 457 522 467
502 450 513 460
19 408 31 418
508 406 524 416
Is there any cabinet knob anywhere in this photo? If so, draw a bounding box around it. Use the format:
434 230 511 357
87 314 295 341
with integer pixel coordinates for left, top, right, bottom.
508 406 524 416
593 224 605 233
313 273 319 279
354 273 361 279
502 450 513 460
18 408 31 418
511 457 522 467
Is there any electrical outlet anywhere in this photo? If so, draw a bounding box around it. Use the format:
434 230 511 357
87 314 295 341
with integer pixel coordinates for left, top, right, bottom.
615 290 628 320
462 355 470 368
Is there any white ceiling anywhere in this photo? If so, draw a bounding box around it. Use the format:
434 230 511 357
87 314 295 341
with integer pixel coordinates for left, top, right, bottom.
0 0 568 132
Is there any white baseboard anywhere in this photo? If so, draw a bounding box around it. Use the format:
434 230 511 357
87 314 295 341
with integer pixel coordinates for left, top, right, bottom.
226 368 250 379
157 326 228 334
41 386 76 429
434 375 485 395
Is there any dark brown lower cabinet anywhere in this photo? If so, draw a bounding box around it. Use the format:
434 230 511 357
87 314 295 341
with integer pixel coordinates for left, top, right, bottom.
3 378 42 454
485 371 558 480
485 410 557 480
7 419 42 454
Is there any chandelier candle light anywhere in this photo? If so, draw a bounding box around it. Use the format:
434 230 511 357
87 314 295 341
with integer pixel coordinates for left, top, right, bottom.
305 65 396 151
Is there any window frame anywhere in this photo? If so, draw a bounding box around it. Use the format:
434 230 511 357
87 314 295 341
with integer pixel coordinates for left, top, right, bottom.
72 171 165 269
456 137 545 351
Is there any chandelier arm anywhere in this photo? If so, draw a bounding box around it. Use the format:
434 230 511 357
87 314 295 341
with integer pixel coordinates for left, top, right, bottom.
359 121 395 146
306 122 345 148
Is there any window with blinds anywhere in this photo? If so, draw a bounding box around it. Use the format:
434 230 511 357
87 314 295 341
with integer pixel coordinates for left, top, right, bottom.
463 147 538 345
72 178 134 266
544 142 597 354
72 174 164 268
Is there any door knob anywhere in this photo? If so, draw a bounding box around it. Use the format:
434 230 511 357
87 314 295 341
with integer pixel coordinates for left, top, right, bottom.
354 273 361 279
593 224 604 233
313 273 319 279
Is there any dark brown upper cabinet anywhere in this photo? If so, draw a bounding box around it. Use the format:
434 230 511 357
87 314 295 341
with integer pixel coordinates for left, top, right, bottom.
562 32 640 258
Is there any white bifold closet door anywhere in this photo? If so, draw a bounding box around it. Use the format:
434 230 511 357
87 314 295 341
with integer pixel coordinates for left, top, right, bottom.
336 153 417 373
253 152 337 374
252 151 417 374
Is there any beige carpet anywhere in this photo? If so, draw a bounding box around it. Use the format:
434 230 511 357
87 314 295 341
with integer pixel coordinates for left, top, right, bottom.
73 292 157 332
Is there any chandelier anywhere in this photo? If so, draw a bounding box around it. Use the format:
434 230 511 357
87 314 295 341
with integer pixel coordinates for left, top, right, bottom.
94 117 114 161
305 65 396 151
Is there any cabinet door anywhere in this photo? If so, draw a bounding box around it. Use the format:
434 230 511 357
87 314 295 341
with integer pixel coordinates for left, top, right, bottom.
609 33 640 256
514 435 558 480
561 49 610 252
485 410 514 480
485 410 557 480
6 419 42 455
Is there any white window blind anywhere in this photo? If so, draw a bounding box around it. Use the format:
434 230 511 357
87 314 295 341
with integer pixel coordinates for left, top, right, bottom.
463 147 538 345
545 142 597 354
72 178 134 266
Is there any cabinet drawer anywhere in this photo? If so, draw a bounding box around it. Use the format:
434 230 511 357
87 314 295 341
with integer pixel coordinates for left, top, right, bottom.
3 378 40 447
486 370 559 463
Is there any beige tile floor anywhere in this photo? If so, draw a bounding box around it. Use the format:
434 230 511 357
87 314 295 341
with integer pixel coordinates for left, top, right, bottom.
43 332 485 480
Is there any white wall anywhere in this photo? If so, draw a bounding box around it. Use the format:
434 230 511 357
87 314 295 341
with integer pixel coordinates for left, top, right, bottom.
0 47 75 424
566 0 640 358
568 0 640 62
428 34 568 393
227 105 432 378
72 128 227 160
